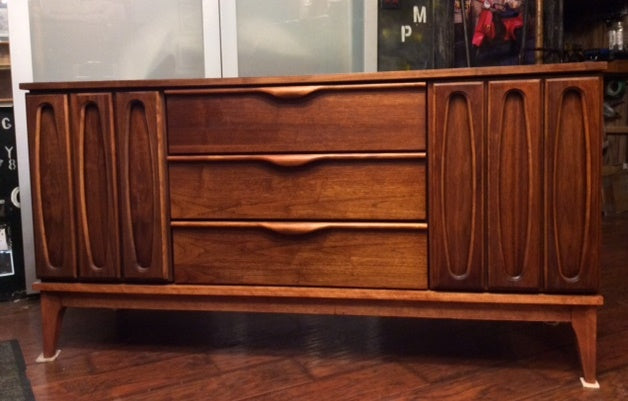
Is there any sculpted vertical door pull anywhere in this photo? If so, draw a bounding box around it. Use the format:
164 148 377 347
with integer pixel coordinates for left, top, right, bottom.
26 95 77 279
487 80 542 291
429 83 485 291
116 92 171 281
71 93 120 279
545 78 601 292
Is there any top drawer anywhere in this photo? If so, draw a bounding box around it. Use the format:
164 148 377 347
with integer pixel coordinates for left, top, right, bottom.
166 83 426 154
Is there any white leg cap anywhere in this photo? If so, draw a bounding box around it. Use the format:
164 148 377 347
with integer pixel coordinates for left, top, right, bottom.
580 377 600 389
36 349 61 363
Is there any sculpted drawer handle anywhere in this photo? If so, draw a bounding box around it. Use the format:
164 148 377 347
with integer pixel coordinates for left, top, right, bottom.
168 153 427 167
259 83 425 99
171 221 428 235
259 155 323 167
259 86 323 99
260 222 329 235
258 153 427 167
259 222 428 235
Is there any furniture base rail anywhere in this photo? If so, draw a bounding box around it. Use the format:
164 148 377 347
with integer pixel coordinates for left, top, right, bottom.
34 282 602 388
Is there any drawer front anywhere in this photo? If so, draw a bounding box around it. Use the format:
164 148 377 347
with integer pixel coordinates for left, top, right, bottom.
169 154 426 220
173 223 428 289
166 83 426 154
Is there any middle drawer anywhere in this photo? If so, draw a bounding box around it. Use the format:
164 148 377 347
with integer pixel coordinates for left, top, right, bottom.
169 153 426 221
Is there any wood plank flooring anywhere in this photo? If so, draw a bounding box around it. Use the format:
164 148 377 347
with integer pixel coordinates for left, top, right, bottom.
1 213 627 400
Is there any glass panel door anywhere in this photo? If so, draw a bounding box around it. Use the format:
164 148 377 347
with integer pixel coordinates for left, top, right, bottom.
28 0 204 81
220 0 377 77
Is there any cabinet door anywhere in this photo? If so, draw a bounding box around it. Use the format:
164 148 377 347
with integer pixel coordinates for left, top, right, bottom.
429 82 485 290
26 94 77 279
545 77 601 292
70 93 121 279
487 80 543 291
116 92 171 281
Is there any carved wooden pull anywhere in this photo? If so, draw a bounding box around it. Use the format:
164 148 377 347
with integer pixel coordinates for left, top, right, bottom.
258 155 323 167
168 153 427 166
259 222 329 235
255 83 426 99
171 221 428 234
258 86 323 99
259 222 427 235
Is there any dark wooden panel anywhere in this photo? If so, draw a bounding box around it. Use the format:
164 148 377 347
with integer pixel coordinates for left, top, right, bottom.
543 0 564 64
26 94 77 279
434 0 455 68
166 84 426 154
429 82 485 291
116 92 171 281
487 80 542 291
70 93 120 280
545 77 602 292
169 156 426 221
173 224 428 289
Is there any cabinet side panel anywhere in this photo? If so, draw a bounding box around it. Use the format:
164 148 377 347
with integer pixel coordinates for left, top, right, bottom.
487 80 543 291
70 93 121 280
429 82 485 290
116 92 171 281
26 94 77 279
545 77 601 292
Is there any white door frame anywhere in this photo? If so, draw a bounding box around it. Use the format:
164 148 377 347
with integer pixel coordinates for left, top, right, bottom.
8 0 36 293
213 0 377 78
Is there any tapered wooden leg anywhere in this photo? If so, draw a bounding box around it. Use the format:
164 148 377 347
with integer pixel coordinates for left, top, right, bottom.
39 292 65 361
571 307 599 388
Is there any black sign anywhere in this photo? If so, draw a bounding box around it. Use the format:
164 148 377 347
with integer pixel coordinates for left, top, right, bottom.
378 0 435 71
0 106 25 300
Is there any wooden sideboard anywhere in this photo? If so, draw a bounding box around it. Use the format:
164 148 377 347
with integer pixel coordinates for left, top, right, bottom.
21 62 606 387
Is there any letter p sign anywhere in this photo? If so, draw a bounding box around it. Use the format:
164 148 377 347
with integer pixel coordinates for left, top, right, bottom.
401 25 412 43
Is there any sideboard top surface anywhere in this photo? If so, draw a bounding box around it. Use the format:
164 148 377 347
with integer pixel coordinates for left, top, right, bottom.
20 62 610 92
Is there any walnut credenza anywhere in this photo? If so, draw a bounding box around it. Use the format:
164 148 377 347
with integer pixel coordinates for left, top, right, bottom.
21 63 607 387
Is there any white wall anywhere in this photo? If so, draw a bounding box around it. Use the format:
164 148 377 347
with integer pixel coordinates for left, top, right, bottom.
219 0 377 77
28 0 204 82
8 0 35 293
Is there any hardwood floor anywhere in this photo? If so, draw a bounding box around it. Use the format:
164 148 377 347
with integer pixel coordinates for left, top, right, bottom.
1 214 627 401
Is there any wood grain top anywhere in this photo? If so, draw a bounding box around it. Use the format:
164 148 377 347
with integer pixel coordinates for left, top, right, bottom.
20 62 610 92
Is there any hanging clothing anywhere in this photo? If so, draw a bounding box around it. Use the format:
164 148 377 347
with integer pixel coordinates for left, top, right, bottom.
472 1 523 47
472 1 496 47
502 10 524 41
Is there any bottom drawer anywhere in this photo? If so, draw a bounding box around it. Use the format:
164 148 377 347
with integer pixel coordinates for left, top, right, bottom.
173 222 427 289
